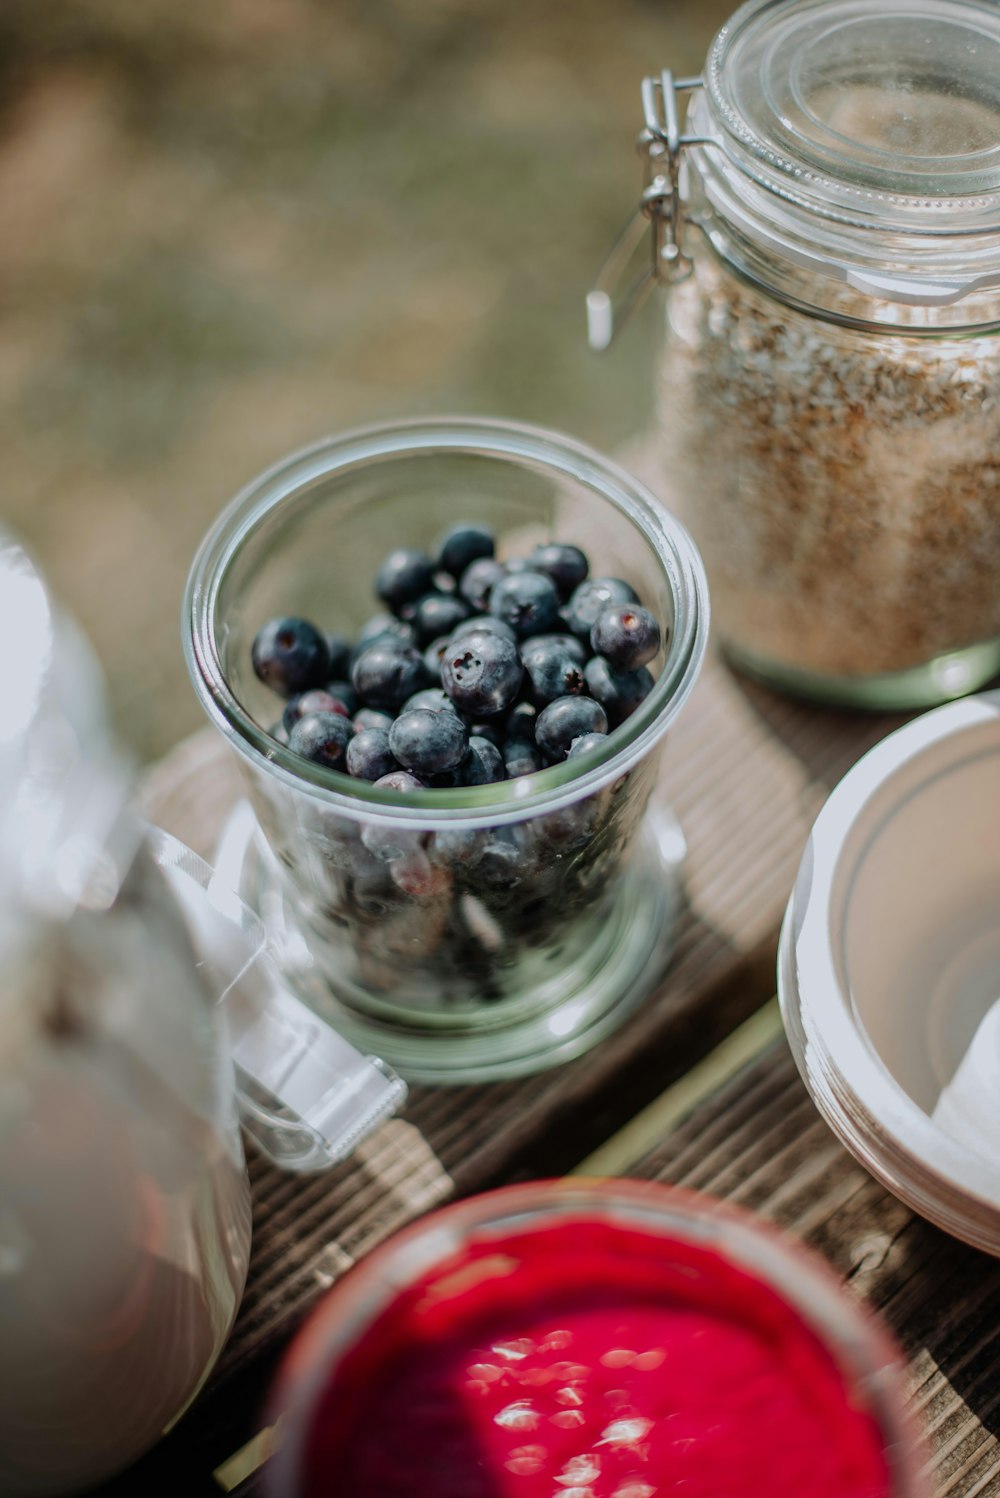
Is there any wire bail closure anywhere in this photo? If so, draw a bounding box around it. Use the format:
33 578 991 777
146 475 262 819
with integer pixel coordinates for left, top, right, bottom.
587 72 708 351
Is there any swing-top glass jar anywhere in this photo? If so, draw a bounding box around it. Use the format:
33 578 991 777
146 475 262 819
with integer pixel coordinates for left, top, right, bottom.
593 0 1000 709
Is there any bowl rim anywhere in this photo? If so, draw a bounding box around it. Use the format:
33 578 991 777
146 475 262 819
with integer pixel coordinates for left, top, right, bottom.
182 416 709 829
264 1178 927 1498
780 691 1000 1239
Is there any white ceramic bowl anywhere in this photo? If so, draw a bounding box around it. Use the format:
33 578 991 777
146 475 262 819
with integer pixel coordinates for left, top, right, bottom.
779 692 1000 1255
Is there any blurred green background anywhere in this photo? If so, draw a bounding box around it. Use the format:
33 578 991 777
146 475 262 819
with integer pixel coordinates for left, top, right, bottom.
1 0 732 762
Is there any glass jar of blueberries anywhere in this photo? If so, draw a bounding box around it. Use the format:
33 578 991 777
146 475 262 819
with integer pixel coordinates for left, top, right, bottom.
185 419 708 1082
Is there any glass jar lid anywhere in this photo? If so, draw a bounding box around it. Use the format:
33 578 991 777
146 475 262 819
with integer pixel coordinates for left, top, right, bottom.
709 0 1000 233
589 0 1000 343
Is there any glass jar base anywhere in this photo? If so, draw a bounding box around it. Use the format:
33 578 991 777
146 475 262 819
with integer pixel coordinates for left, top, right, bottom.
223 804 686 1085
722 638 1000 712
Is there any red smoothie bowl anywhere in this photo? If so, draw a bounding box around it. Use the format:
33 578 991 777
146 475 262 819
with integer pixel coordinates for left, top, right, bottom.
266 1181 927 1498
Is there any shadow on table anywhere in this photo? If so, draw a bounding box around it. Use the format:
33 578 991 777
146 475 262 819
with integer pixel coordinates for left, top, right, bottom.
431 912 780 1193
727 663 910 796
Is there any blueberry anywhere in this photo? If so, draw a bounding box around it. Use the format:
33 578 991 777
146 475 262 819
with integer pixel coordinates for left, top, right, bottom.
252 617 329 698
451 614 518 647
566 731 608 761
441 629 523 716
410 592 471 646
476 828 537 885
520 639 587 706
324 679 359 716
490 571 561 637
523 632 587 666
372 770 426 793
533 798 600 853
346 727 397 782
353 707 394 733
326 633 353 680
404 687 460 716
282 688 352 733
535 695 608 760
423 767 466 789
350 867 395 909
504 701 538 743
375 548 436 615
351 613 416 666
430 827 488 868
363 778 426 857
351 640 430 710
389 708 469 776
459 557 505 612
288 711 354 770
437 523 495 579
462 735 506 785
591 603 661 670
504 739 543 778
502 557 544 575
389 850 452 899
465 719 504 749
565 577 640 639
584 656 655 725
423 635 452 682
530 543 589 599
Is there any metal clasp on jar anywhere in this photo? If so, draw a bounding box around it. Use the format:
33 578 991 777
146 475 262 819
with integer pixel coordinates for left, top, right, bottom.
587 72 711 351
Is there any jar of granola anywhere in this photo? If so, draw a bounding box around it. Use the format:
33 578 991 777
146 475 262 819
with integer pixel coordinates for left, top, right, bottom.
591 0 1000 708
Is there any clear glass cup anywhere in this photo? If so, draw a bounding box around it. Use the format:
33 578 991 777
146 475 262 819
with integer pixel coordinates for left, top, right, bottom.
597 0 1000 709
184 418 708 1083
265 1180 929 1498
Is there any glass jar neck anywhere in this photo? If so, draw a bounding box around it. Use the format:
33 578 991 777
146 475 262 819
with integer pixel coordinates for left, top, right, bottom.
685 92 1000 333
682 0 1000 330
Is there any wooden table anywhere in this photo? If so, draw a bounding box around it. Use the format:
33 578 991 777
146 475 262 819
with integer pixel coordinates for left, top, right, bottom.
98 646 1000 1498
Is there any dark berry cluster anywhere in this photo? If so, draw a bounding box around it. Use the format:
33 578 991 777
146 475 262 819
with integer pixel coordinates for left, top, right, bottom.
251 524 665 790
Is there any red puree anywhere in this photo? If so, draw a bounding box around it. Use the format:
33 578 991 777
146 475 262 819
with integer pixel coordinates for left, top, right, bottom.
303 1216 890 1498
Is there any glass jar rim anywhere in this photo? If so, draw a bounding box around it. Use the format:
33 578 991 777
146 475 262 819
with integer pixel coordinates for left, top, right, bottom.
681 0 1000 316
266 1178 929 1498
706 0 1000 232
183 417 709 830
